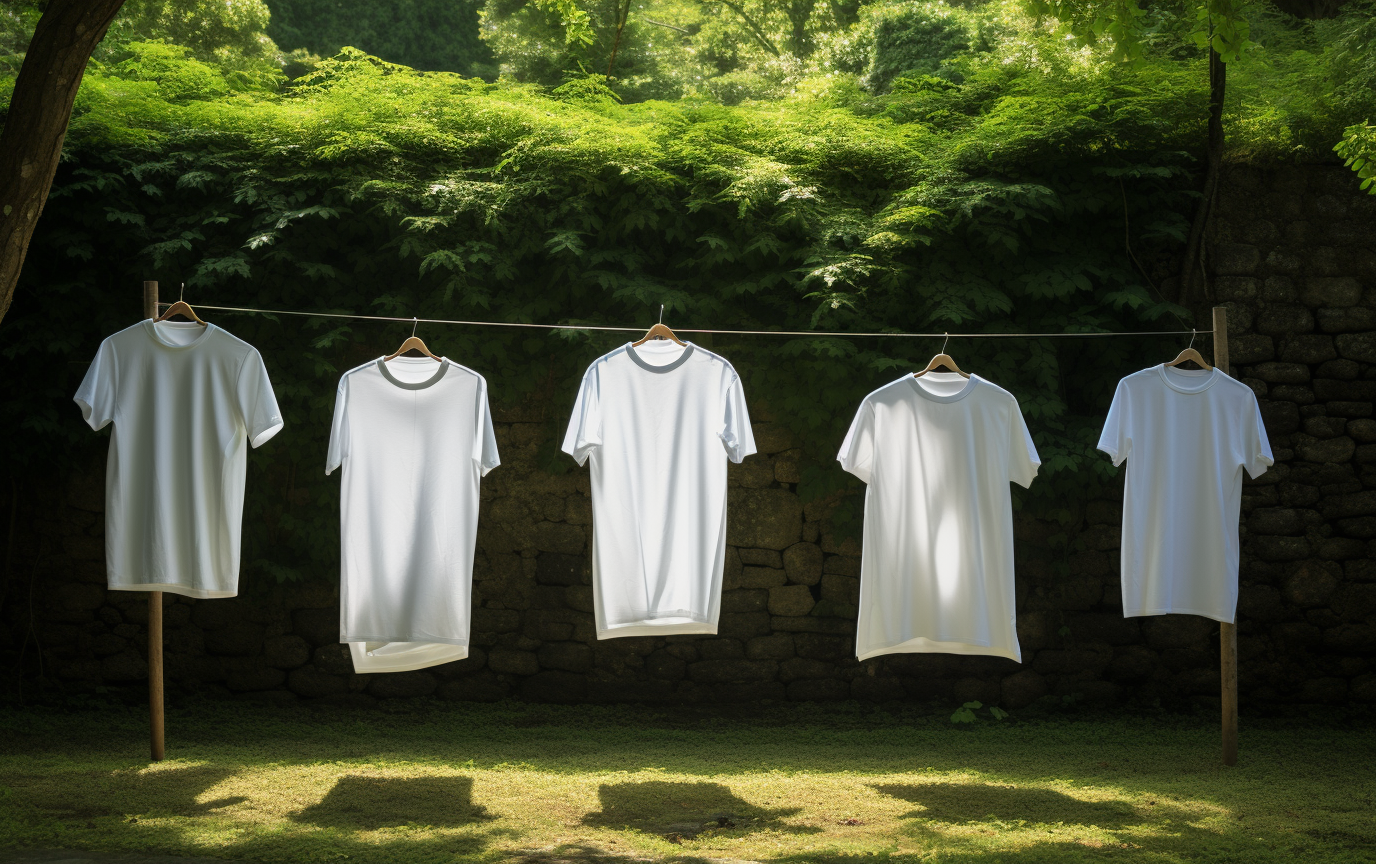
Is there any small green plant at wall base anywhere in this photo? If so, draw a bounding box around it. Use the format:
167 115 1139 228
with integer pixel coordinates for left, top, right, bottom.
951 702 1010 723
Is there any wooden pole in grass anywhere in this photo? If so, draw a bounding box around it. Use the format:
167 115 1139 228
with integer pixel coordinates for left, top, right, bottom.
143 279 165 763
1214 305 1238 767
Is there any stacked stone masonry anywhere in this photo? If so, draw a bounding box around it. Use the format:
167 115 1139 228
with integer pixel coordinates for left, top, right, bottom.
7 165 1376 708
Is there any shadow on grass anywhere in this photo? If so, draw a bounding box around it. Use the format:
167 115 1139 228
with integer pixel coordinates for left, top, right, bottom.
581 780 817 840
15 764 245 820
292 774 493 830
873 782 1145 829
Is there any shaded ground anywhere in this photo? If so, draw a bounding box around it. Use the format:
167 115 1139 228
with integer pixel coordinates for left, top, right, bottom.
0 851 259 863
0 700 1373 863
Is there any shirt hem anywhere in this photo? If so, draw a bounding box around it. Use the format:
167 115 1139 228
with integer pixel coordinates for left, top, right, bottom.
342 635 471 647
109 582 236 599
348 641 468 673
1123 606 1235 624
857 637 1021 663
598 621 717 639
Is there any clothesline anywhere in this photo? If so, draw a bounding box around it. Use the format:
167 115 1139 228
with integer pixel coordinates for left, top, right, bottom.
159 303 1213 339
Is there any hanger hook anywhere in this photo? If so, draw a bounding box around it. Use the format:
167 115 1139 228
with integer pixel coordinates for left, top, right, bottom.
941 332 950 354
1188 328 1196 351
659 304 665 325
179 282 185 302
412 317 419 338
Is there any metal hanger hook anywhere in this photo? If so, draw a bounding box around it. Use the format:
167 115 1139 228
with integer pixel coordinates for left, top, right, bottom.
658 304 665 325
1188 328 1196 351
941 332 950 354
179 283 185 302
412 317 419 338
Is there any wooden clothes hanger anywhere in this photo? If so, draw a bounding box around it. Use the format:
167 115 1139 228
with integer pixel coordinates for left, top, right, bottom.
632 304 686 347
153 284 206 326
385 318 441 361
914 333 969 379
1164 329 1213 371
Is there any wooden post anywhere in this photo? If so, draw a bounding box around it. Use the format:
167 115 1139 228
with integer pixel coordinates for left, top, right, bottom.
143 280 165 763
1213 305 1238 767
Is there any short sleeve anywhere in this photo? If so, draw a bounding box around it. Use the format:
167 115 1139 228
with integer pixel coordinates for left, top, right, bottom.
74 338 118 431
561 365 602 467
237 349 284 448
721 374 756 464
1008 396 1040 489
325 375 349 476
475 376 501 477
1097 379 1130 467
837 399 876 484
1243 392 1275 478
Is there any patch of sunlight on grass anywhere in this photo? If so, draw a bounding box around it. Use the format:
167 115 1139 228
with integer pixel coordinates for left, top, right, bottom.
0 701 1373 863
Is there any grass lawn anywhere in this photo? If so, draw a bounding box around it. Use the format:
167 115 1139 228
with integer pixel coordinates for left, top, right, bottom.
0 699 1373 863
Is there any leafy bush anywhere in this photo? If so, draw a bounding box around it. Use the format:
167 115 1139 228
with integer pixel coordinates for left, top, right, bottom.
267 0 496 78
861 1 990 93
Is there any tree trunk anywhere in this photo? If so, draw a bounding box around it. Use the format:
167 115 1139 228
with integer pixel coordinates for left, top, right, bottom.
1177 45 1226 307
787 0 818 56
605 0 633 78
0 0 128 326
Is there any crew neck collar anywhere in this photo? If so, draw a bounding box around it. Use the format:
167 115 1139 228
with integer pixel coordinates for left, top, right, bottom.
377 357 449 390
143 319 215 350
1156 363 1220 395
626 342 694 374
909 372 980 403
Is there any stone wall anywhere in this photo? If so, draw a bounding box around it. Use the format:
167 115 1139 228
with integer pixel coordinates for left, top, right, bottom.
3 163 1374 709
1208 165 1376 706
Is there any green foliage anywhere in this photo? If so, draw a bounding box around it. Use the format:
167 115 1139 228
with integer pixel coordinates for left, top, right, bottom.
266 0 496 78
1222 2 1376 162
480 0 694 98
479 0 860 98
1336 121 1376 195
105 0 277 64
951 701 980 723
1026 0 1252 63
1324 2 1376 192
861 1 991 93
950 700 1010 722
0 2 41 76
0 0 284 82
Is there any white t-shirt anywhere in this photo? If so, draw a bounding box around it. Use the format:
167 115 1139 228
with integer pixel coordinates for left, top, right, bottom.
74 320 283 598
1097 365 1273 622
562 341 756 639
839 373 1039 662
326 356 499 673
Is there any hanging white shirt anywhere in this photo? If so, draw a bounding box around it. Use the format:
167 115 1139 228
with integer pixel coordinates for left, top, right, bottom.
73 320 283 598
326 356 500 673
1097 364 1273 622
562 341 756 639
839 372 1039 662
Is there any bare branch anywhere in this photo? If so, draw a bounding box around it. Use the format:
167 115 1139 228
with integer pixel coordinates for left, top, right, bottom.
697 0 780 56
